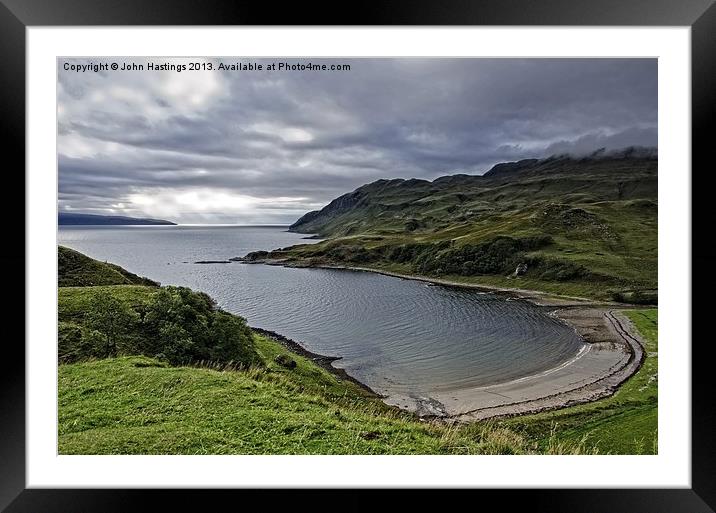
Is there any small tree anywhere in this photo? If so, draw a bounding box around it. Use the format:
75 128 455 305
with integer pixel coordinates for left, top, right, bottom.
157 322 193 365
140 285 260 367
85 292 139 357
207 312 258 366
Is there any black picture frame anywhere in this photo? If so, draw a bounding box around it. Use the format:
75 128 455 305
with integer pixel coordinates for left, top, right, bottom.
3 1 714 511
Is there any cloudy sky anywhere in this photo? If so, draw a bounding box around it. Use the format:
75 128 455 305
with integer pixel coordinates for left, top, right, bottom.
58 58 657 224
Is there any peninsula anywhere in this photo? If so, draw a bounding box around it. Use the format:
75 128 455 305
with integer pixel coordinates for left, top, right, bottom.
58 212 176 226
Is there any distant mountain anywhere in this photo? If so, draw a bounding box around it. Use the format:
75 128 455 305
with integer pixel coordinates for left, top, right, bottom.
256 150 658 302
58 213 176 226
289 151 657 237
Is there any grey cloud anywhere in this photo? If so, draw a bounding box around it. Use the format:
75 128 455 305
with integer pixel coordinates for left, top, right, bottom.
58 58 657 224
543 126 658 156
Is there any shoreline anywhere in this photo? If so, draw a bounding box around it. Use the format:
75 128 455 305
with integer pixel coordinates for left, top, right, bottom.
445 310 645 421
238 258 648 420
250 327 384 398
235 257 625 307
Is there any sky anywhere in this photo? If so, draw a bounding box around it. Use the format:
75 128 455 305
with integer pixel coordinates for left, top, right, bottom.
58 58 657 224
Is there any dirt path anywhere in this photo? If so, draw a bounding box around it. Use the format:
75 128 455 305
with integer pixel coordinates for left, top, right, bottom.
438 309 645 421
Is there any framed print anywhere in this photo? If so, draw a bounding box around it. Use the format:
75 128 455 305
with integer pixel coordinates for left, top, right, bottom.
4 0 715 510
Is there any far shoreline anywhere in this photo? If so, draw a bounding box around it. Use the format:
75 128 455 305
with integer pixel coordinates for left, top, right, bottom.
234 256 630 307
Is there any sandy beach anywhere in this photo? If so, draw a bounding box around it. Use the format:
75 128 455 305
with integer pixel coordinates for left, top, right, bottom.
397 309 645 420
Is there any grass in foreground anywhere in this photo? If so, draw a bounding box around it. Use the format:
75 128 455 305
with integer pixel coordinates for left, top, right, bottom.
57 343 527 454
60 331 607 455
500 309 658 454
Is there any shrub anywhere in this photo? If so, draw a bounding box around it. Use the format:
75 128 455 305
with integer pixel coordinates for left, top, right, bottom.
243 250 269 261
531 259 588 282
611 290 658 305
207 312 260 367
85 292 140 357
274 354 297 369
385 243 435 263
59 321 115 363
412 236 553 277
156 323 194 365
326 244 381 264
141 286 258 366
59 285 261 368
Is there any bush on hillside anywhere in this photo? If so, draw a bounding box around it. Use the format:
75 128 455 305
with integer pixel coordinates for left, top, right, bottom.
611 289 658 305
59 286 261 367
524 256 589 282
85 292 141 357
412 235 553 276
385 242 438 264
325 244 382 264
59 321 104 363
205 311 259 365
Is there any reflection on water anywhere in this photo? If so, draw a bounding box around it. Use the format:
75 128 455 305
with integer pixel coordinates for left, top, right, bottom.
58 225 584 398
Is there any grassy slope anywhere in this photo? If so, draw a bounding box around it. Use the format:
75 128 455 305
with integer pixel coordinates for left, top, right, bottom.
59 339 543 455
500 309 658 454
59 246 158 287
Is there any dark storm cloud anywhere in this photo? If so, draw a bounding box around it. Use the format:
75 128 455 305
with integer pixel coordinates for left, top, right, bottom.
58 58 657 224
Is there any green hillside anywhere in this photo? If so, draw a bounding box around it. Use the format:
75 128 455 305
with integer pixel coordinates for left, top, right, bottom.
248 153 657 302
59 246 159 287
60 352 531 455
